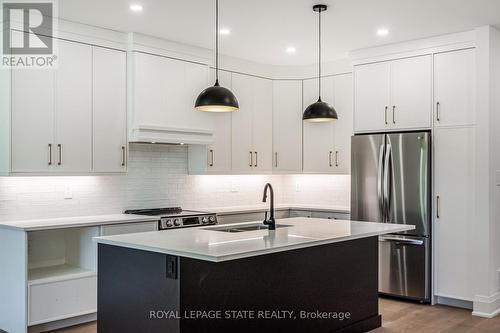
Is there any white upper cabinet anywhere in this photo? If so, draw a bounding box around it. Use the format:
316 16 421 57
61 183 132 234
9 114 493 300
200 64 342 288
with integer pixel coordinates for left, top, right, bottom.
188 70 232 173
434 49 475 127
354 55 432 132
93 47 127 172
131 52 213 144
55 40 93 173
231 73 273 172
303 76 335 172
12 68 55 173
272 80 303 172
354 62 390 132
332 74 353 173
390 55 432 129
10 39 127 174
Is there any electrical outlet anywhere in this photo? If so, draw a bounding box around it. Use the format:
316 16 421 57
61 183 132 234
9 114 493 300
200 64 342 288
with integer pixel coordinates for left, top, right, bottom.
64 184 73 199
231 181 239 193
295 182 302 192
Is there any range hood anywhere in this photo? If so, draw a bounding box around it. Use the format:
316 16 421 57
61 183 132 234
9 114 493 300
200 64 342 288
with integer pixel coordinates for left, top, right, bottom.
129 125 214 145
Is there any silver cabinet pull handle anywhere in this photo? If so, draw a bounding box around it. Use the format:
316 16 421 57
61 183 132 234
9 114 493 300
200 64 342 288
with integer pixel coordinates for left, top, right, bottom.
436 195 440 219
249 151 253 167
208 149 214 167
254 151 258 167
48 144 53 165
274 152 278 168
384 106 388 125
392 105 396 124
121 146 126 167
335 151 339 167
329 151 333 167
57 144 62 166
436 102 441 122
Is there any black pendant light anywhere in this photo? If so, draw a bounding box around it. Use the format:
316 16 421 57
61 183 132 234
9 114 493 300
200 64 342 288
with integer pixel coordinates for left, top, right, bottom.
303 4 338 122
195 0 239 112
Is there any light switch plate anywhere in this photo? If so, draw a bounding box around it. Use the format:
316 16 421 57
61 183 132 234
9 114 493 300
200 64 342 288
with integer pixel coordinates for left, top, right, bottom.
295 182 302 192
231 181 239 192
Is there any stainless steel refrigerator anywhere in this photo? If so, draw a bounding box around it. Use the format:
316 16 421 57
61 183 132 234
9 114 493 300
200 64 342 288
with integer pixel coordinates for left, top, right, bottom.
351 131 431 303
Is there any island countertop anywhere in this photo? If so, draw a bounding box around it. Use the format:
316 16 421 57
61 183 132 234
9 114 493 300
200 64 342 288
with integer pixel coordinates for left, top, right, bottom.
95 218 414 262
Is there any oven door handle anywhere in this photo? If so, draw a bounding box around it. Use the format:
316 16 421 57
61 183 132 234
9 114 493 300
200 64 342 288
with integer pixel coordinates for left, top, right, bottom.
379 236 424 246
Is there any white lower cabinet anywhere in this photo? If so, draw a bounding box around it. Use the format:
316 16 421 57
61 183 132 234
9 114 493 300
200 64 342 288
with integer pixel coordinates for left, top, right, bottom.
29 275 97 325
434 126 475 301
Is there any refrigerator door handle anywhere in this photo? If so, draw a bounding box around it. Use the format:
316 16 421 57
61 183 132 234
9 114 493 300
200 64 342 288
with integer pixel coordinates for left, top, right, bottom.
383 141 392 222
377 144 385 221
379 236 424 246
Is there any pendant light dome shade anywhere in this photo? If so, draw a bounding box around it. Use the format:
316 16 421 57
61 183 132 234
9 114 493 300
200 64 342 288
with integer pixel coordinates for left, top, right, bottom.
303 4 338 122
303 98 338 122
195 81 239 112
195 0 239 113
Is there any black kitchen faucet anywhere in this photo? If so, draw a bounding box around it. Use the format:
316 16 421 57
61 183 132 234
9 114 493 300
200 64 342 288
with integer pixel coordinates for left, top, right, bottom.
262 183 276 230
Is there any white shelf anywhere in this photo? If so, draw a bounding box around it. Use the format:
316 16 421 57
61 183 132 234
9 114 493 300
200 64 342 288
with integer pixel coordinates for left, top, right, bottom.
28 264 96 285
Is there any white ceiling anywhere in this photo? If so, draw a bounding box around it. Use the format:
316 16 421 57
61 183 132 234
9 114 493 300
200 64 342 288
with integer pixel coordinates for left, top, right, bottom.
58 0 500 66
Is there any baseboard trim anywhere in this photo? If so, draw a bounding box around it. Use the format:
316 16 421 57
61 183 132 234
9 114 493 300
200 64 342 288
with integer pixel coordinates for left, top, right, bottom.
436 296 473 310
473 291 500 318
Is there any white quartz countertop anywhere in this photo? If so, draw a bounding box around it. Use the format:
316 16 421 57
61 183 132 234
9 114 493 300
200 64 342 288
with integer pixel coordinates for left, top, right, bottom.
0 214 156 231
0 204 349 231
95 218 414 262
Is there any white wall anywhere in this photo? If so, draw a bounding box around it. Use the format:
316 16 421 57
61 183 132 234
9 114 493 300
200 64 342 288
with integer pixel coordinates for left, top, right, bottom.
0 144 350 221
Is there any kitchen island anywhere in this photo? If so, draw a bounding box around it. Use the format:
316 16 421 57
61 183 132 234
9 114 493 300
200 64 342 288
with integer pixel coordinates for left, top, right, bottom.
95 218 413 333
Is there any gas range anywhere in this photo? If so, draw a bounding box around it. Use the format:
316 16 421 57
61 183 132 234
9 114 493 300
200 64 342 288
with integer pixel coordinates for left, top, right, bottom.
124 207 217 230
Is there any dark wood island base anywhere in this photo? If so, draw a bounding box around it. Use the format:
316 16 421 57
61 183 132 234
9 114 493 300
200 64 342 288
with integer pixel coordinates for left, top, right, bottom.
98 236 380 333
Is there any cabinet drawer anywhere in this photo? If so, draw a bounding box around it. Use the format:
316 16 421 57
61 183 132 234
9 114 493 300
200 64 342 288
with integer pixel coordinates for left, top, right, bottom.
29 275 97 325
100 221 157 236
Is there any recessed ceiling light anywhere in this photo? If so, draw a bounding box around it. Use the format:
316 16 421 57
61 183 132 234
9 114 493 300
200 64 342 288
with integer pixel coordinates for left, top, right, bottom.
219 28 231 35
129 4 143 12
286 46 297 54
377 28 389 36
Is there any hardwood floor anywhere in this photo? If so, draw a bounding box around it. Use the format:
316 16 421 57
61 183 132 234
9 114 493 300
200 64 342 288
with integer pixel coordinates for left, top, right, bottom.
51 298 500 333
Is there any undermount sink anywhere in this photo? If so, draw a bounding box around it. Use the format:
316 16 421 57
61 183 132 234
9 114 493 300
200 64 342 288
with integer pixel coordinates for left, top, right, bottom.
209 224 292 233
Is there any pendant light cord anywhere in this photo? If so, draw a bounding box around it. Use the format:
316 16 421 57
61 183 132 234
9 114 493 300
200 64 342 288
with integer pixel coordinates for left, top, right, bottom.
318 7 322 101
215 0 219 85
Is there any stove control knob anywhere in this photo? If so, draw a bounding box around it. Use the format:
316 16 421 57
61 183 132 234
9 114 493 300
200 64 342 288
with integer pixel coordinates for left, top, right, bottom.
209 216 216 223
173 219 181 226
166 219 173 228
201 216 209 224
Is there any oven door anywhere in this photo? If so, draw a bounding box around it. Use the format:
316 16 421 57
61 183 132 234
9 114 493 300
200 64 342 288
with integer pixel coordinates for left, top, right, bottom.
378 235 430 302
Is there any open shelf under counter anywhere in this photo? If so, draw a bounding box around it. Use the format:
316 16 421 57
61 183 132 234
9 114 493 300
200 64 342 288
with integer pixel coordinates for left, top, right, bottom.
28 264 96 285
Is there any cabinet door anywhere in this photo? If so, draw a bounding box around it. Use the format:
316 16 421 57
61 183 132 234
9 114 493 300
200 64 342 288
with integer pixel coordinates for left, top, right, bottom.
273 80 303 172
434 49 475 126
93 47 127 172
207 70 232 172
332 74 353 173
303 77 335 172
354 62 390 132
184 61 213 131
133 52 164 126
434 127 475 300
231 73 254 172
11 68 55 172
55 40 92 172
390 55 432 130
252 77 273 171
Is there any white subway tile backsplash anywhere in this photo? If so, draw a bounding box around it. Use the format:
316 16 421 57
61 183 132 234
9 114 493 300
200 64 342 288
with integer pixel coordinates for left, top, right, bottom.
0 144 350 221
